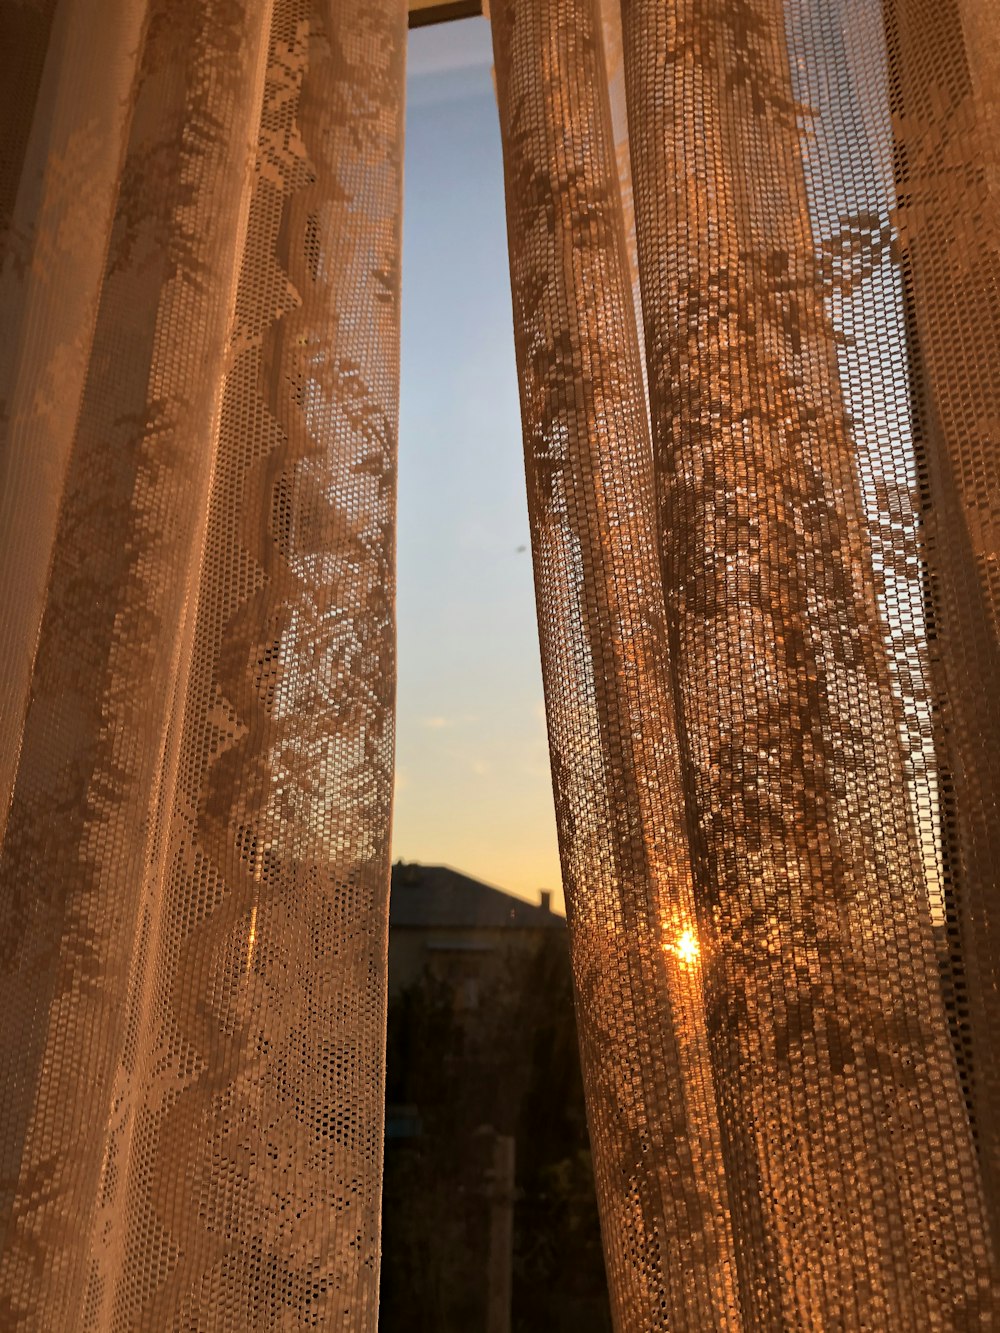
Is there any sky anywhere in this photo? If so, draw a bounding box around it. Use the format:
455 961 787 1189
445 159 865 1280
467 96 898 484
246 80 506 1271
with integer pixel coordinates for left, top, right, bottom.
391 18 564 912
390 14 940 925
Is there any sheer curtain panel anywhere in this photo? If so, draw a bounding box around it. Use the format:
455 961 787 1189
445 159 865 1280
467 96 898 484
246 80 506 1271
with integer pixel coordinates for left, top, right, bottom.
0 0 405 1328
494 0 1000 1326
1 0 1000 1328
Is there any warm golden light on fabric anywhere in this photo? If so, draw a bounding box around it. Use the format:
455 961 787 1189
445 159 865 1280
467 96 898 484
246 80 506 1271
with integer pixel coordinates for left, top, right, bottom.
245 904 258 974
0 0 998 1326
664 926 700 967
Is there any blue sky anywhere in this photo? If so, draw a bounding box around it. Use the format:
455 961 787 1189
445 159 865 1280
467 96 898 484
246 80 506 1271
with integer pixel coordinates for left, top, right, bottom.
391 18 563 910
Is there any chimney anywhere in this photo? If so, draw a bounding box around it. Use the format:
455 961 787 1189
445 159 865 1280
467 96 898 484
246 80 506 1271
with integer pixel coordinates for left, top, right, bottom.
539 890 551 913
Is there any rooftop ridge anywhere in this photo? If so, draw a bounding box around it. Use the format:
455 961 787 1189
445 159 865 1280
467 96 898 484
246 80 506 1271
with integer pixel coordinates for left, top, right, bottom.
389 860 564 929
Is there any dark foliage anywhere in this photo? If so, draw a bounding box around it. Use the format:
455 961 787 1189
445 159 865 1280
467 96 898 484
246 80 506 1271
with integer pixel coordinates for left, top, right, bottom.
379 933 612 1332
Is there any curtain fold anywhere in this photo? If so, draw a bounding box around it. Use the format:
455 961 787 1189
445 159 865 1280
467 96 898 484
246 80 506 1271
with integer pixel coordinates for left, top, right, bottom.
0 0 149 845
0 0 404 1327
880 0 1000 1242
495 0 1000 1326
490 0 740 1324
622 0 994 1320
1 0 999 1327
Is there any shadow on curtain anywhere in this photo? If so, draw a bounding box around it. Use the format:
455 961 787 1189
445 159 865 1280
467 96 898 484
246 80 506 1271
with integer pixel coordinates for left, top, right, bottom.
0 0 998 1327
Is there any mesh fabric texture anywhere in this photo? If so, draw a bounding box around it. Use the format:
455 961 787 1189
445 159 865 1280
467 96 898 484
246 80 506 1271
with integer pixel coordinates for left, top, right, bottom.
0 0 405 1327
494 0 999 1325
0 0 999 1327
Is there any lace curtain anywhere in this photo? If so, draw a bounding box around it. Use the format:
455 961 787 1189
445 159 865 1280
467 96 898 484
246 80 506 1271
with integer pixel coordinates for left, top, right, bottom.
0 0 404 1326
0 0 998 1327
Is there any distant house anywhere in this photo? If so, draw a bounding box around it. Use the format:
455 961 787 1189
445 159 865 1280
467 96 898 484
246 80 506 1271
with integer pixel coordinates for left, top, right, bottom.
382 864 612 1332
388 861 564 1005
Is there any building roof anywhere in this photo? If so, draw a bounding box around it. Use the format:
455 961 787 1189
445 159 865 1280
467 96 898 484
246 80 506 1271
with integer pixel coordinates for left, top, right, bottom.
389 862 564 930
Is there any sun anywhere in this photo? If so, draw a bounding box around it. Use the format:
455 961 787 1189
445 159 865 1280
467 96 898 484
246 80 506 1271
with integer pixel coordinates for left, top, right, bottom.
664 926 700 967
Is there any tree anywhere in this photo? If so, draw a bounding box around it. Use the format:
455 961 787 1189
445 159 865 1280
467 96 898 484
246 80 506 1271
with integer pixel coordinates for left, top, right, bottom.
379 933 612 1332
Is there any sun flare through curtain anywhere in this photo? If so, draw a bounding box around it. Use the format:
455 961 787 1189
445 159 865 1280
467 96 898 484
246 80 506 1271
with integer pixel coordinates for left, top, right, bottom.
491 0 1000 1326
1 0 1000 1328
